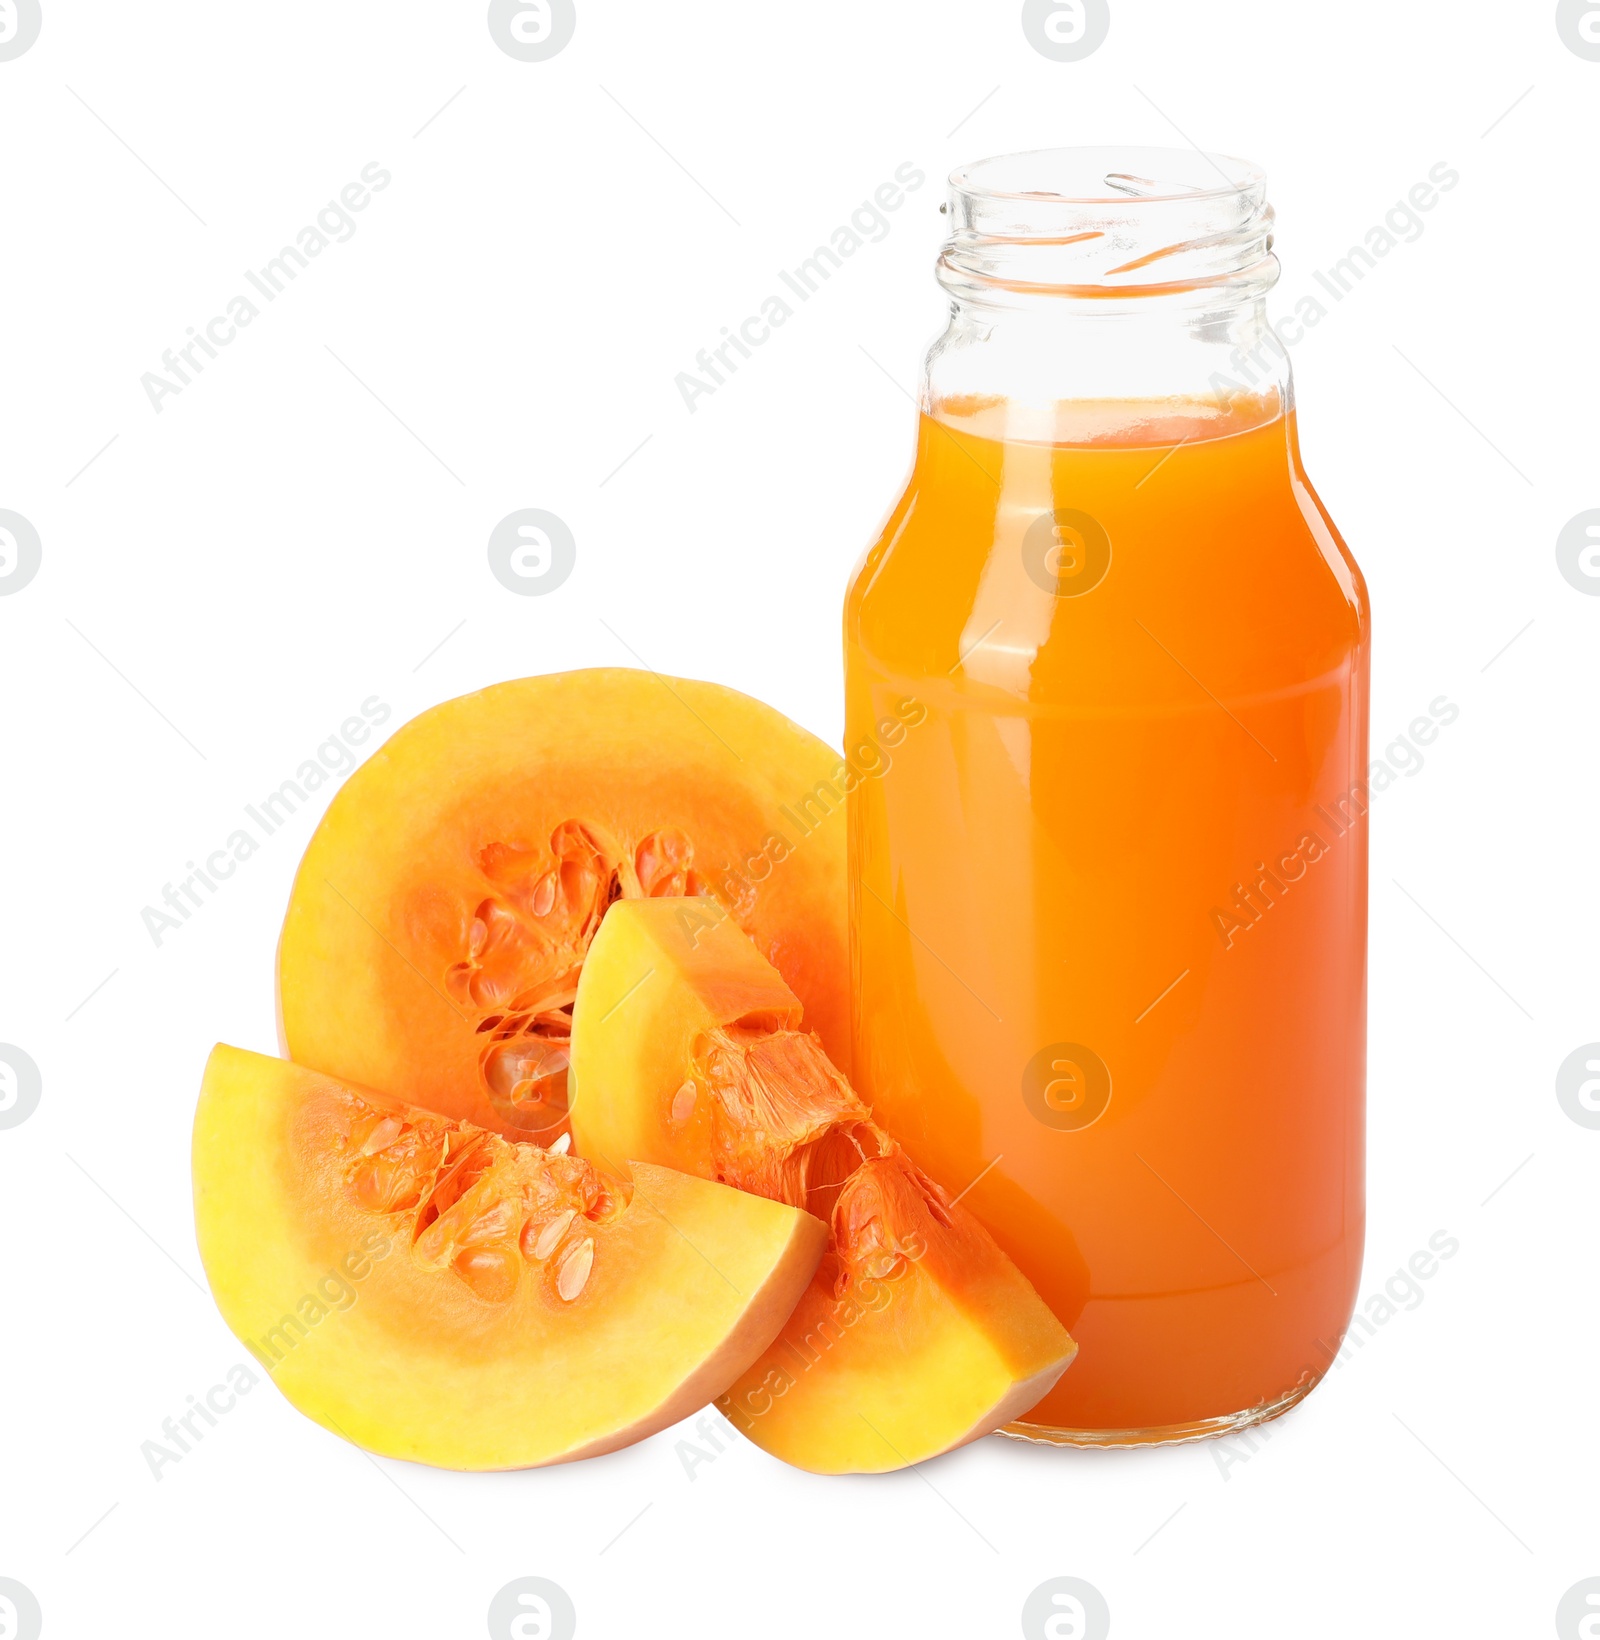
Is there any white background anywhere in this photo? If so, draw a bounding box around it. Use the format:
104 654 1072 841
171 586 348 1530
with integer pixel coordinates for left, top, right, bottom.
2 3 1597 1636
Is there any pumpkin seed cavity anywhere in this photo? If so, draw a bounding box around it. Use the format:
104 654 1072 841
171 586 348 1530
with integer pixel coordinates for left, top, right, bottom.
338 1092 618 1304
448 820 731 1144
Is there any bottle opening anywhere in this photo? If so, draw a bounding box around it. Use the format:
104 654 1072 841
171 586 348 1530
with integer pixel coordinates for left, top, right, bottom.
941 145 1276 300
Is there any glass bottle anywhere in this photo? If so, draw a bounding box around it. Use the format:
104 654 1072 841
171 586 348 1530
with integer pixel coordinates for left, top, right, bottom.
844 147 1369 1444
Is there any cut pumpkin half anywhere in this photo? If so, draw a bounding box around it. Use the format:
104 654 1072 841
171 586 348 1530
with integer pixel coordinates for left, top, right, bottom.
277 669 848 1144
192 1045 826 1470
568 900 1078 1474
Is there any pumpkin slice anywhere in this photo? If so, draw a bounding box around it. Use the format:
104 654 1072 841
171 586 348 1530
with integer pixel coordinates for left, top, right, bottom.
278 670 848 1144
193 1044 826 1470
568 901 1078 1474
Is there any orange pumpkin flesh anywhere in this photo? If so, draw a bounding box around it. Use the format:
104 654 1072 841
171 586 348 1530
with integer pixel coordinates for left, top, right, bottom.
569 900 1078 1474
193 1045 826 1470
278 670 848 1143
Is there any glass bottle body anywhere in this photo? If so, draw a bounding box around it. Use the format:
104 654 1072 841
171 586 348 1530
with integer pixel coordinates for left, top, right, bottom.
844 150 1369 1442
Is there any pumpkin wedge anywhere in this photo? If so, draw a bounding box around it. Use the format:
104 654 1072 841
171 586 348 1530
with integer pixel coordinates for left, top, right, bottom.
193 1045 826 1470
568 900 1077 1473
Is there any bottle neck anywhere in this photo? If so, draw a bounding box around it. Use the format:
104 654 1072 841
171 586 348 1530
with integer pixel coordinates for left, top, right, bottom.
925 288 1291 446
929 146 1288 446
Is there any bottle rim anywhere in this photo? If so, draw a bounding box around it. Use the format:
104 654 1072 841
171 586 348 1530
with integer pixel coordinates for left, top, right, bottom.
949 144 1265 206
940 145 1277 302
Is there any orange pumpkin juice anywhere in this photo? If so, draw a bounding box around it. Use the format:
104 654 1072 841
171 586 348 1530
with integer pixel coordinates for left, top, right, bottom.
845 395 1369 1439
